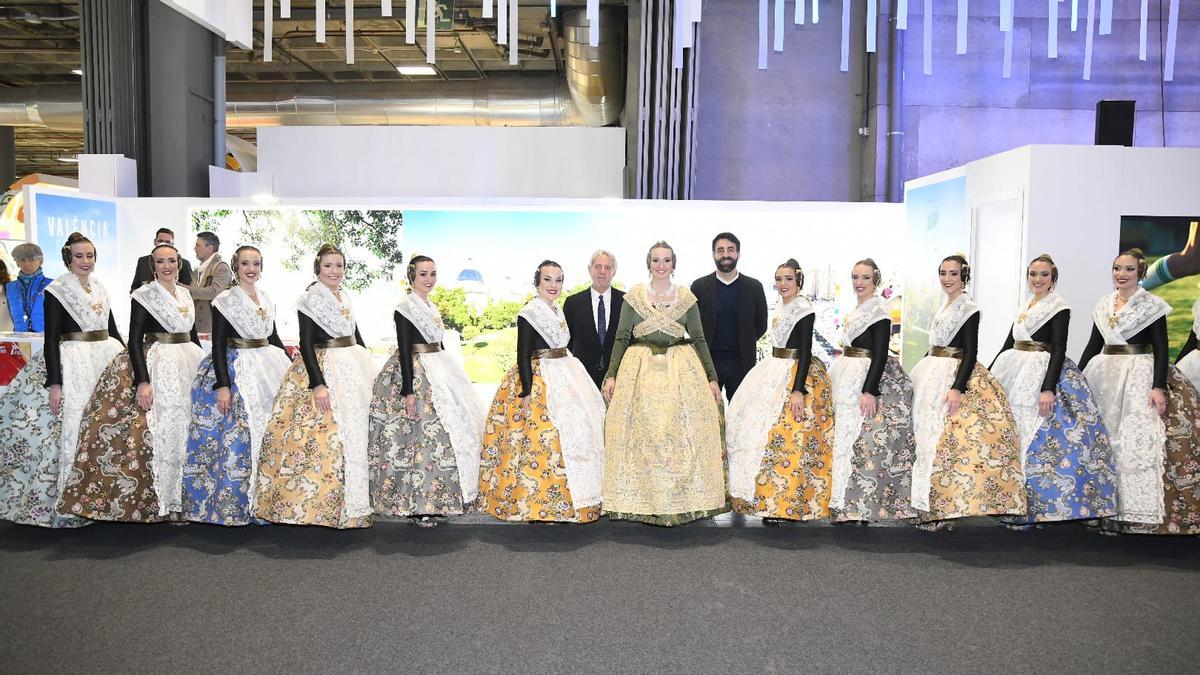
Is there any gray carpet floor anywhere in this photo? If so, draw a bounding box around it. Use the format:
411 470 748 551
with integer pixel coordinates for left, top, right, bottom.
1 519 1198 674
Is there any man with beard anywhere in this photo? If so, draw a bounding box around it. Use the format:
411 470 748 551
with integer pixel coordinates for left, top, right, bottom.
691 232 767 399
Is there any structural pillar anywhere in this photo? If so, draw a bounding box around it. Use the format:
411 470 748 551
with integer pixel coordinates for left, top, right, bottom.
0 127 14 188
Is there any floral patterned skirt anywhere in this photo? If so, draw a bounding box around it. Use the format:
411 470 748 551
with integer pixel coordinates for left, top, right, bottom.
368 353 467 518
478 362 599 523
731 359 835 521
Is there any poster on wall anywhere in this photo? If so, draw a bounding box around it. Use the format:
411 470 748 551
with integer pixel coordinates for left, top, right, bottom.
1120 216 1200 360
900 176 970 371
192 202 906 385
28 188 119 282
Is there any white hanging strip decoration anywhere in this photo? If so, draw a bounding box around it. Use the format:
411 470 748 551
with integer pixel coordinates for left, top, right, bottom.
587 0 599 46
1048 0 1058 58
673 0 685 67
1164 0 1179 82
1000 0 1013 77
956 0 968 55
1083 0 1095 80
316 0 326 43
483 0 493 19
774 0 785 52
999 0 1013 32
498 0 507 45
795 0 805 26
280 0 290 19
758 0 768 69
406 0 416 44
839 0 850 71
509 0 519 66
382 1 392 17
263 0 272 63
813 0 820 24
346 0 355 64
1071 0 1079 32
923 0 933 74
427 0 437 63
691 0 703 21
898 0 908 30
1138 0 1148 61
1002 26 1013 78
866 0 877 53
550 0 556 19
1098 0 1112 36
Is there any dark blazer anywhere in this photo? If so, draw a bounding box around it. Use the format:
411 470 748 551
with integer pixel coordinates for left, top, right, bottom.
564 286 625 386
690 272 768 368
130 254 193 294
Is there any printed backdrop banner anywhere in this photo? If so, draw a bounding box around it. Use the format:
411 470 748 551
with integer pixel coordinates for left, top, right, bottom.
29 188 120 284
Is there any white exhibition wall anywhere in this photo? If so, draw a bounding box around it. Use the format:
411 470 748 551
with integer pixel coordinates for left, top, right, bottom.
256 126 627 200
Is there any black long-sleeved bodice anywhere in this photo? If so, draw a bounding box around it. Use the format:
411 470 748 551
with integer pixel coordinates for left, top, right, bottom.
209 307 287 390
783 314 815 394
42 292 123 388
991 309 1070 393
929 312 979 393
1178 330 1198 365
1079 316 1169 390
516 316 553 398
393 311 431 397
298 312 366 389
848 318 890 397
128 301 201 387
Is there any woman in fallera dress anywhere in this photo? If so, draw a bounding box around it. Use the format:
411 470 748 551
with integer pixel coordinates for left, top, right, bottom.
909 255 1025 526
182 246 291 526
60 242 203 522
726 259 835 523
826 259 917 523
369 255 485 526
0 233 123 527
990 255 1116 526
602 242 726 526
254 244 377 529
478 261 606 523
1080 249 1200 535
1176 298 1200 389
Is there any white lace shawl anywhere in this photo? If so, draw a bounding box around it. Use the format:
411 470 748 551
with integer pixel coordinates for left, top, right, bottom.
396 294 445 343
212 285 275 340
297 283 355 338
518 299 570 348
132 281 195 333
1191 297 1200 337
44 274 110 331
1011 292 1069 342
1091 289 1171 344
928 293 979 347
842 296 890 345
770 296 814 349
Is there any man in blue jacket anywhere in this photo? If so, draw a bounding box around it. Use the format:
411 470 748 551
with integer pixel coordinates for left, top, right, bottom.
7 242 52 332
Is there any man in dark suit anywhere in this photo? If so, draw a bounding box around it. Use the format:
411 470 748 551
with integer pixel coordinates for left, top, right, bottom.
564 250 625 388
691 232 767 399
129 227 193 294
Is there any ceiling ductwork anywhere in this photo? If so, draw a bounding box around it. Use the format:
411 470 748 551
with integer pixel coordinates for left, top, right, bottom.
0 8 624 130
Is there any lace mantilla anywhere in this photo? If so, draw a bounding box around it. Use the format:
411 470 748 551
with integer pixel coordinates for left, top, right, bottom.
625 284 696 339
212 285 275 339
297 283 355 337
841 296 889 345
770 297 814 348
1092 289 1171 344
1012 292 1069 342
518 299 570 348
132 281 195 333
44 274 110 331
1192 298 1200 338
396 294 446 343
928 293 979 347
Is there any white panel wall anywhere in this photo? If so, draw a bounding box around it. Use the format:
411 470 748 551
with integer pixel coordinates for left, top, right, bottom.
257 127 627 199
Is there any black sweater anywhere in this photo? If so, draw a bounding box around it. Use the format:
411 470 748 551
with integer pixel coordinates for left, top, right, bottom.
393 311 432 397
210 306 287 390
128 302 201 387
991 309 1070 393
298 312 366 389
1079 316 1169 390
848 318 889 397
42 292 123 388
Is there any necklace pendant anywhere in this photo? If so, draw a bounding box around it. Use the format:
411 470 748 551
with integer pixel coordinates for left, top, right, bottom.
256 307 267 319
1107 314 1119 328
1017 312 1028 323
341 307 351 320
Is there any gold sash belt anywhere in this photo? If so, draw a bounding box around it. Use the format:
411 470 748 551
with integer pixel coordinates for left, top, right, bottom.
772 347 801 359
1013 341 1051 353
841 346 871 358
319 335 357 349
411 342 444 354
61 329 110 343
930 346 964 359
533 347 570 360
146 332 191 345
1102 344 1151 355
228 337 269 349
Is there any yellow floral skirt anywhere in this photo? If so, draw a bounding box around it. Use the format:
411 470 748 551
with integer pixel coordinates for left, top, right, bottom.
732 359 835 520
477 362 599 523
